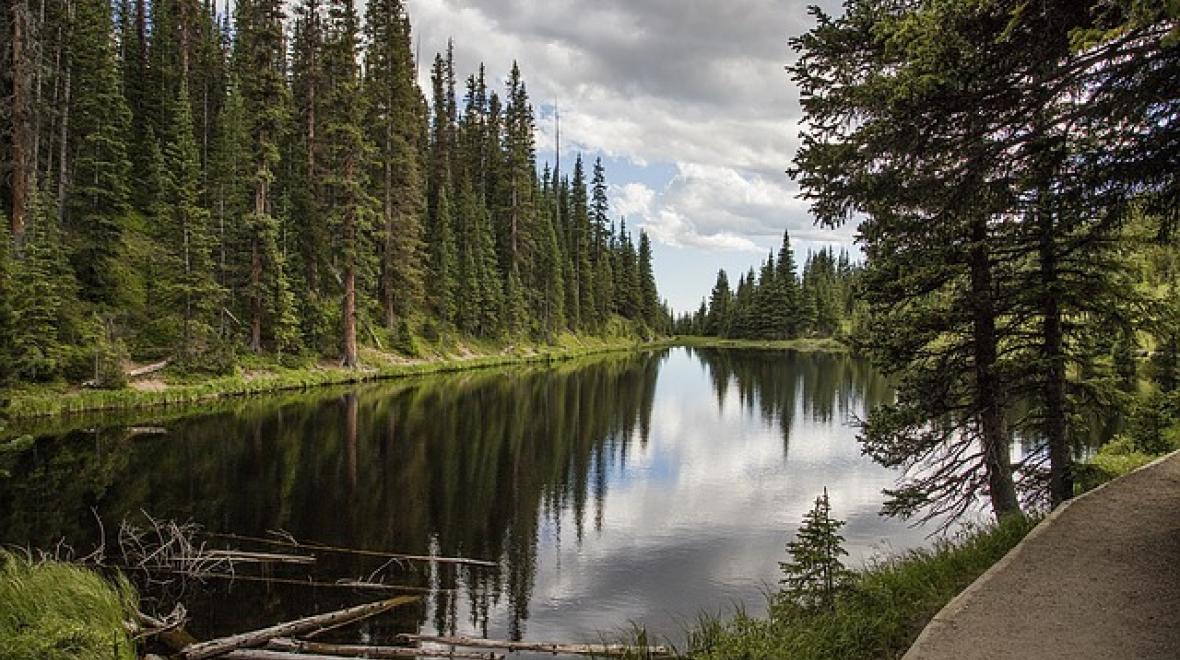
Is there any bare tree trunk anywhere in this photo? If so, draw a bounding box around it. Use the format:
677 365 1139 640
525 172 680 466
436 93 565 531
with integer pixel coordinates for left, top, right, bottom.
30 0 46 180
55 47 71 225
970 218 1021 519
9 0 33 247
381 119 396 329
341 151 358 368
305 34 320 295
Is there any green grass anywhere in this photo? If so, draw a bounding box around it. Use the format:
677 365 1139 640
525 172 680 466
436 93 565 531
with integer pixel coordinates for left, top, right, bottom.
0 552 137 660
686 514 1037 660
5 335 672 419
1074 434 1177 494
2 334 844 420
673 335 849 353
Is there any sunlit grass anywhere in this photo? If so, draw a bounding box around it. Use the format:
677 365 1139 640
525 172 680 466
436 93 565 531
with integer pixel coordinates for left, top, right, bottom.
0 552 137 660
5 335 670 419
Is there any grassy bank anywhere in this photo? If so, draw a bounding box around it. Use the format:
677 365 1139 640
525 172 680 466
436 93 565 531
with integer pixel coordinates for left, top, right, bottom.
673 335 849 352
5 334 672 419
0 552 136 660
686 514 1037 660
3 334 851 420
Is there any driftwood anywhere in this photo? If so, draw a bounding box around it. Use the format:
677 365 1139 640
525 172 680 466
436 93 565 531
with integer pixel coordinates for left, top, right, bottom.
130 604 197 651
205 531 497 568
398 634 674 657
129 360 169 378
269 637 501 659
202 549 316 565
81 360 169 388
176 596 419 660
119 567 442 594
219 652 356 660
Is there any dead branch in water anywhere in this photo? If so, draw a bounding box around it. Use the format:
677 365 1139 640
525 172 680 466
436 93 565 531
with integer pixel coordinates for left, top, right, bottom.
204 530 497 568
268 637 501 659
114 566 444 594
398 634 674 657
116 515 317 587
176 596 419 660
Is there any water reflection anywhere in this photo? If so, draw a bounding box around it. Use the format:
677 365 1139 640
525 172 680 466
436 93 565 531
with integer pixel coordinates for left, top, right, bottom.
1 347 928 646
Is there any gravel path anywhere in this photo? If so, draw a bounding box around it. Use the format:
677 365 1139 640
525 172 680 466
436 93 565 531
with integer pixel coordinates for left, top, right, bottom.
905 451 1180 660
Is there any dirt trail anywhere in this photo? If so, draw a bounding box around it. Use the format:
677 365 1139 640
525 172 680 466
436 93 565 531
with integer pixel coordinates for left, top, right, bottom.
905 451 1180 660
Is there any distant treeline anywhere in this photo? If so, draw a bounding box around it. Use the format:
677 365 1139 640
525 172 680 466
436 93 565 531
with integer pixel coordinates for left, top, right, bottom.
0 0 667 387
673 231 861 341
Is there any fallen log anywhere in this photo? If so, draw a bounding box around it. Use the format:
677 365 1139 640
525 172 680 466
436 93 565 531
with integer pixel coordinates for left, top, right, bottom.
205 532 497 568
175 596 419 660
269 637 500 659
220 652 352 660
398 634 674 657
129 360 170 378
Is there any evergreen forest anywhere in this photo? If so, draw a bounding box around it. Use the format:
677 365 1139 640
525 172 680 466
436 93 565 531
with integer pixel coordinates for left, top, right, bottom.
0 0 668 389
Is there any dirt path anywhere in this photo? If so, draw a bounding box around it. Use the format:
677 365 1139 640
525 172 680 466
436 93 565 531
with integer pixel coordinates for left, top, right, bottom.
905 451 1180 660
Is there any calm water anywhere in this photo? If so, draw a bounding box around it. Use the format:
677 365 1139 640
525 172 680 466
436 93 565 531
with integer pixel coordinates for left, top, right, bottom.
1 347 940 647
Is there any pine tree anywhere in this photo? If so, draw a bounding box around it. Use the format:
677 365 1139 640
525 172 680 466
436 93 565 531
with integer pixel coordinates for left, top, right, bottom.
776 230 801 337
67 0 133 307
323 0 373 368
364 0 425 330
236 0 298 354
778 488 850 612
162 82 221 358
706 270 731 336
10 191 78 381
571 155 595 329
290 0 327 312
429 180 458 324
591 157 613 324
638 231 659 329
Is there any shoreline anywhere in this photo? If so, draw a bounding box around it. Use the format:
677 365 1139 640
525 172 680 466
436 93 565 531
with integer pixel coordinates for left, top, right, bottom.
3 335 848 421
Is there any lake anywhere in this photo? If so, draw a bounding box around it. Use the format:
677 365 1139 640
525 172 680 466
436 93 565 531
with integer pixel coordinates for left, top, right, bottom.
0 347 943 649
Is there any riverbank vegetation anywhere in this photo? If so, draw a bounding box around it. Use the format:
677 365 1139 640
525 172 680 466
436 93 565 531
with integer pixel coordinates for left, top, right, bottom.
0 552 137 660
0 0 669 403
3 332 664 419
687 509 1038 660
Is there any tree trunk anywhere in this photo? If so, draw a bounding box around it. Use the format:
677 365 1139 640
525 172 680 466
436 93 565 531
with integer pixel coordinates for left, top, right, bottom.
1040 205 1071 507
341 154 358 369
55 49 71 226
342 256 357 367
250 239 262 352
382 120 396 329
969 217 1022 519
10 0 33 246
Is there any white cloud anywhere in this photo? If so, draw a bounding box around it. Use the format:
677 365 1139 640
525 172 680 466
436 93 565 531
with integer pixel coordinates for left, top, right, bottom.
405 0 853 254
608 164 855 253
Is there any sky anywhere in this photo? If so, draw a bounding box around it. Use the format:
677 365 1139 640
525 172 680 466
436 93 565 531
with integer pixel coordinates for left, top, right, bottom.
404 0 855 313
